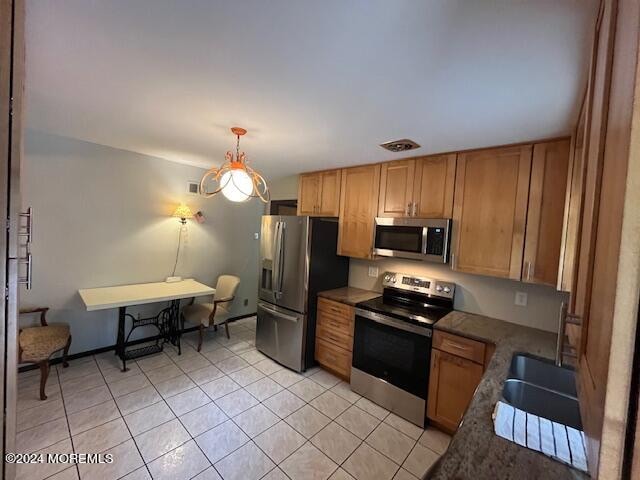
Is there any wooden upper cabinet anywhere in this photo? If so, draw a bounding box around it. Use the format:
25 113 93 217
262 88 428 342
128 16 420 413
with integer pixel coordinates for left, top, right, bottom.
559 102 587 298
452 145 532 280
298 173 320 215
297 169 341 216
523 140 571 286
378 160 415 217
377 154 457 218
338 164 381 259
317 169 341 216
413 154 457 218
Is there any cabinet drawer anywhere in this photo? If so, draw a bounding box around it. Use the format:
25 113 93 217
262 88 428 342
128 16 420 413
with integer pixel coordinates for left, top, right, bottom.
315 338 351 379
318 298 353 319
317 308 352 338
316 322 352 351
433 331 485 364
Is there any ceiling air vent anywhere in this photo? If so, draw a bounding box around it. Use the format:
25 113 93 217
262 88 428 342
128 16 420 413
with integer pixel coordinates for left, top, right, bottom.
187 181 199 195
379 139 421 153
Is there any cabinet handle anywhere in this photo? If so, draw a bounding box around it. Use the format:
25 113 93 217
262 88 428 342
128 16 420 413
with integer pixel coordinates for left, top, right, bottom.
412 202 417 216
442 339 471 353
18 208 34 290
451 253 456 269
524 261 530 280
406 203 411 216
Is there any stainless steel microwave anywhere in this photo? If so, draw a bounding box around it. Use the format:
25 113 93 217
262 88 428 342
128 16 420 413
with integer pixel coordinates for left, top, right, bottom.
373 217 451 263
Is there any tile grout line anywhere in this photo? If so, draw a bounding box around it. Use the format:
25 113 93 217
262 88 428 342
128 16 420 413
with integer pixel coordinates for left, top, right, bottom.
33 318 444 480
40 363 80 480
124 349 203 479
91 354 154 480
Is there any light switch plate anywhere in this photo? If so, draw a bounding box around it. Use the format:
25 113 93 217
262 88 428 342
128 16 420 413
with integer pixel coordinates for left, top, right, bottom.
368 266 379 278
515 291 528 307
254 232 259 240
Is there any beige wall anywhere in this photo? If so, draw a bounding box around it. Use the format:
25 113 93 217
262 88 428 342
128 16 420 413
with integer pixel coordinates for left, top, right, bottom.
351 258 567 333
21 130 263 354
269 174 299 201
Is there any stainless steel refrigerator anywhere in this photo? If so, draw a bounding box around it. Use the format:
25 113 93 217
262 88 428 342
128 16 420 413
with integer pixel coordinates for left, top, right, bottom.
256 216 349 372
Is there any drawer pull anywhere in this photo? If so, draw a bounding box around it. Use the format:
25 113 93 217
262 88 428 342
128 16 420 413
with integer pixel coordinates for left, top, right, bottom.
442 339 471 352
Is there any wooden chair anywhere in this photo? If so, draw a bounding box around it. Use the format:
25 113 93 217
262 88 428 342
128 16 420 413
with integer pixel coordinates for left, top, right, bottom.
181 275 240 351
19 307 72 400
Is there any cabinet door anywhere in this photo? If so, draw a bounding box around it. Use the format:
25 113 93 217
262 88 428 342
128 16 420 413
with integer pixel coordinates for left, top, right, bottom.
523 139 571 286
297 173 320 215
558 102 587 298
338 165 381 259
573 0 631 474
413 154 457 218
378 160 415 217
317 170 341 216
451 145 532 279
427 349 483 432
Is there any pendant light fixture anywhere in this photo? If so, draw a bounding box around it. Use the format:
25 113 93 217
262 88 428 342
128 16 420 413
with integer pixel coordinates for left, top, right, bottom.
199 127 269 203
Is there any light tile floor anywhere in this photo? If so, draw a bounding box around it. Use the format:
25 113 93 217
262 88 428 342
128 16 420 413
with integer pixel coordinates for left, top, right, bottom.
15 316 451 480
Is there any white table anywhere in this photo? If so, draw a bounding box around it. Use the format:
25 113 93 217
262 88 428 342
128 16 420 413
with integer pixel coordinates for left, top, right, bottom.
79 279 215 370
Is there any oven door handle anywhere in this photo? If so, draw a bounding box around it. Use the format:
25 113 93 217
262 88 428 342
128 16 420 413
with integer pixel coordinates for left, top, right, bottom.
355 308 432 337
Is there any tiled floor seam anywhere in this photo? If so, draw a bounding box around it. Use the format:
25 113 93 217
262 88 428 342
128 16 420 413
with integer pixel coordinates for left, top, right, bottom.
135 346 220 479
95 356 154 480
41 365 81 480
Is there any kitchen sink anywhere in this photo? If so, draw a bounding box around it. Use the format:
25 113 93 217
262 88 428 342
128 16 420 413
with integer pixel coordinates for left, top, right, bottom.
502 354 582 430
508 353 577 397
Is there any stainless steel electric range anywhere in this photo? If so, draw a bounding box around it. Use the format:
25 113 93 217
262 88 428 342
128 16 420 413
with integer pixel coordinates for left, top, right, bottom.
351 271 455 427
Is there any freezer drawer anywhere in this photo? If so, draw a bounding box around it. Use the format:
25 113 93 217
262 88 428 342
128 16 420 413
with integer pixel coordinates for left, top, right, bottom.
256 301 306 372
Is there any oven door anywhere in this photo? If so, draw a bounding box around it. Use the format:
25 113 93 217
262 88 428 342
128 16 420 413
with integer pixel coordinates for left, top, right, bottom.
352 309 432 399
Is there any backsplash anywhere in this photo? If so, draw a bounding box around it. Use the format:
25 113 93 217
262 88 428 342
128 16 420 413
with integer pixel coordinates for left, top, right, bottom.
349 258 568 332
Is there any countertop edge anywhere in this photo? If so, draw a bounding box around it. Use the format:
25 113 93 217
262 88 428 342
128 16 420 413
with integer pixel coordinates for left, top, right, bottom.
427 311 587 480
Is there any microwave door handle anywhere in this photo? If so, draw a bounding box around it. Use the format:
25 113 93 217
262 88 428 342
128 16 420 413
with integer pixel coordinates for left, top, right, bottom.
422 226 429 255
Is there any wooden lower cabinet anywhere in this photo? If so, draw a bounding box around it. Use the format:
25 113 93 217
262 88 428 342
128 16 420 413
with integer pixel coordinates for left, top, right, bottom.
315 298 354 380
427 331 490 433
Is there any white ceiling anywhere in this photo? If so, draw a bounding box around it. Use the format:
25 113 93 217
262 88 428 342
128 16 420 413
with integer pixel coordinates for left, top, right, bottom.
25 1 597 179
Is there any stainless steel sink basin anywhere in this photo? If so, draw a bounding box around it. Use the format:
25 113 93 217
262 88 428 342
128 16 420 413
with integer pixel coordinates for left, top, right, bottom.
508 353 577 397
502 353 582 430
502 379 582 430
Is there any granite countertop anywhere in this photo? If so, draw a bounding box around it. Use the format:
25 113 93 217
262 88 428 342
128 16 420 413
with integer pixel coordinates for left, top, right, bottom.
317 287 380 306
428 311 588 480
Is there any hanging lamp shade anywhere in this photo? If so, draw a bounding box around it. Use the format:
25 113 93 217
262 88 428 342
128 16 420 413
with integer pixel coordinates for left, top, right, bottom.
199 127 269 203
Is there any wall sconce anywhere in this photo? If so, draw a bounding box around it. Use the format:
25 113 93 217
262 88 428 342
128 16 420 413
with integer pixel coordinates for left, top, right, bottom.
172 204 194 225
167 203 194 282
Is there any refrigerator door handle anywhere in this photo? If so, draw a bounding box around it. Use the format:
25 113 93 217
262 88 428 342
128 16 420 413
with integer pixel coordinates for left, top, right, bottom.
258 302 299 322
272 221 281 297
277 222 286 295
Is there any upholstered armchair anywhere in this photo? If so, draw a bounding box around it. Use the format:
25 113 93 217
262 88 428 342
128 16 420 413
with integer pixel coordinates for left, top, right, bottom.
19 307 72 400
181 275 240 351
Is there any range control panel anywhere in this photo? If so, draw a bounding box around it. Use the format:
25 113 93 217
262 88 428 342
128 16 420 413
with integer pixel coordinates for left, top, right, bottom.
382 272 455 299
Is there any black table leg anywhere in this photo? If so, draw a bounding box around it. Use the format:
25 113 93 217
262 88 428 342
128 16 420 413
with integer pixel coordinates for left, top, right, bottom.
171 299 182 355
117 306 128 371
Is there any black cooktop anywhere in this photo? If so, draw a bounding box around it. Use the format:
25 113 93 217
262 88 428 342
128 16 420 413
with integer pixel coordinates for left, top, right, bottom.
356 291 453 327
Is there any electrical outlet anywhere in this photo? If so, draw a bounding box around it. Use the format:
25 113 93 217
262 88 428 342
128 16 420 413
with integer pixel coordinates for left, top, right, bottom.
254 232 259 240
368 266 379 278
243 298 248 306
515 291 528 307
